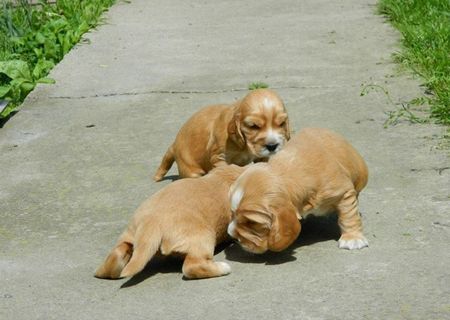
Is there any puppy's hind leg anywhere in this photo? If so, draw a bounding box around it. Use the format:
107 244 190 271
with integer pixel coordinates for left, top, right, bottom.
182 242 231 279
336 189 368 250
119 227 161 278
95 233 133 279
154 145 176 181
177 163 206 179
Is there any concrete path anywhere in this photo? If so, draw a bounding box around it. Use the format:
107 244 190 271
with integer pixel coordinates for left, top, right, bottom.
1 1 449 319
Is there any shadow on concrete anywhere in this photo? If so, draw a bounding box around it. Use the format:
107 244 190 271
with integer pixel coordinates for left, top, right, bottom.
295 214 341 246
120 240 235 287
157 174 180 182
121 255 183 288
120 215 341 287
224 214 341 265
0 111 17 128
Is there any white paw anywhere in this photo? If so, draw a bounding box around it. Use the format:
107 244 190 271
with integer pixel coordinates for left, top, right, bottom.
217 261 231 275
338 237 369 250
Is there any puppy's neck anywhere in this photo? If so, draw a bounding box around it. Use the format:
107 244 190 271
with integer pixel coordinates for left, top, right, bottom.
265 163 307 210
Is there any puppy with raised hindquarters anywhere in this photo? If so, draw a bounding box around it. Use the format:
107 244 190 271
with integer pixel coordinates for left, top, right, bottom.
227 128 369 254
153 89 290 181
95 165 245 280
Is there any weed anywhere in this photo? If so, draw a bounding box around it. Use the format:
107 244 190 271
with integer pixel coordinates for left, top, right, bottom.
360 83 428 127
248 82 269 90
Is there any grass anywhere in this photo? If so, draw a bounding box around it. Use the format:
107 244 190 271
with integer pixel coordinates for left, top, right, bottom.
378 0 450 125
0 0 116 119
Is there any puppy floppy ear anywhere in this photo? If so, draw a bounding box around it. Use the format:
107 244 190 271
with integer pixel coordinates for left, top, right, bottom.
268 203 301 252
233 208 272 254
284 116 291 140
228 112 246 149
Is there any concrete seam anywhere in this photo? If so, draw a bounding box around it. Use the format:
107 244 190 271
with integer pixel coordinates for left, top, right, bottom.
47 84 359 100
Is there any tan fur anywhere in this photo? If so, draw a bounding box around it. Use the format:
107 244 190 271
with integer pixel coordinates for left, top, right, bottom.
154 89 290 181
95 165 246 280
228 128 369 253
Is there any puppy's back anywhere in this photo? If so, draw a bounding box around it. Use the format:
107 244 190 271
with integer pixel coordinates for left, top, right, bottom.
172 104 230 170
272 128 368 192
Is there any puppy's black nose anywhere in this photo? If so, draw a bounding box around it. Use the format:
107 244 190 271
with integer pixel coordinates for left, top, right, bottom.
266 143 279 152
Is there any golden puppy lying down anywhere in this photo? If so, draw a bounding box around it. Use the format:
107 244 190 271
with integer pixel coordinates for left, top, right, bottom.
227 128 369 254
95 165 245 280
154 89 290 181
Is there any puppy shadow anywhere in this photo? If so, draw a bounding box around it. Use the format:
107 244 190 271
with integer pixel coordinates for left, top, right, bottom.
224 243 298 265
157 174 180 182
120 240 234 287
119 216 340 286
120 255 183 288
295 214 340 247
224 214 340 265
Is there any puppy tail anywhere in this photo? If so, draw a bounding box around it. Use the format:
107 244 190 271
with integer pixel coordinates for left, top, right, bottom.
153 145 175 181
95 236 133 279
119 227 161 278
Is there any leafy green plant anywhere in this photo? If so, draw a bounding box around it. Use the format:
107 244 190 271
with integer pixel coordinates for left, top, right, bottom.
248 82 269 90
378 0 450 125
0 0 116 118
0 59 55 116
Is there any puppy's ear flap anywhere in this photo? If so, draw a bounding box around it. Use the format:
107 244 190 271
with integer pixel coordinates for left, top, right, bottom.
227 112 246 149
285 115 291 140
268 204 301 252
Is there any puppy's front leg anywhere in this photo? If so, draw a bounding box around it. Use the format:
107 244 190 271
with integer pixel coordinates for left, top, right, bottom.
210 153 228 168
177 163 206 179
336 189 368 250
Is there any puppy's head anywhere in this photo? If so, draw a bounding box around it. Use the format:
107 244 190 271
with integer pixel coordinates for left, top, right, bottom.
228 89 290 158
227 164 301 254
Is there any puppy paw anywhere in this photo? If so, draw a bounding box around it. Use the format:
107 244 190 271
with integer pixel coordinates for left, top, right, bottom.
217 262 232 275
338 236 368 250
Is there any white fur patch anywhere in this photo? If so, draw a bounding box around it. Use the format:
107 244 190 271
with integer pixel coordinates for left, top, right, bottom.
216 261 231 275
258 130 284 157
230 187 244 212
263 97 274 110
266 129 283 146
227 220 237 238
338 237 369 250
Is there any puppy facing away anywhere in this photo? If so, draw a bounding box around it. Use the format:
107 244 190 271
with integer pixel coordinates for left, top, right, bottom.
153 89 290 181
95 165 245 280
227 128 369 254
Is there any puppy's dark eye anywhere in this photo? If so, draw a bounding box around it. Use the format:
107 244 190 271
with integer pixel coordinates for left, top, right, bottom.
279 121 286 127
248 123 260 130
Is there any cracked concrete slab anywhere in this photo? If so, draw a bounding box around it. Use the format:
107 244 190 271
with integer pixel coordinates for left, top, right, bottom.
1 0 449 319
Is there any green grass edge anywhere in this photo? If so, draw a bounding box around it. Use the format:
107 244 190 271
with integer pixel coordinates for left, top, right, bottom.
377 0 450 125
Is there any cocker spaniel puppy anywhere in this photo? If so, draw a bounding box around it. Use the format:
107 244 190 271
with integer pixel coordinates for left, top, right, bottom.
153 89 290 181
228 128 369 253
95 165 246 280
